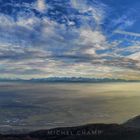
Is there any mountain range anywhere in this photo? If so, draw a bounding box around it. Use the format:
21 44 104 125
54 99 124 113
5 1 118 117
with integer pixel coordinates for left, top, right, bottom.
0 77 139 83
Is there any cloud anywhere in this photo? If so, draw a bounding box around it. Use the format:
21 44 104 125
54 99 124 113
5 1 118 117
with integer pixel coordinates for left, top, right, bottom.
71 0 107 24
114 30 140 37
36 0 47 12
0 0 140 79
128 52 140 61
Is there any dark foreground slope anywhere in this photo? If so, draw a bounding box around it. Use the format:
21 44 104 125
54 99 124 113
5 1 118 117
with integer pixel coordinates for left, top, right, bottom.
1 116 140 140
0 124 140 140
123 115 140 128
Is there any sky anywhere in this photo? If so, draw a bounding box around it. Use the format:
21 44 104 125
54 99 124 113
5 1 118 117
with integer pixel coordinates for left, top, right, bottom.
0 0 140 80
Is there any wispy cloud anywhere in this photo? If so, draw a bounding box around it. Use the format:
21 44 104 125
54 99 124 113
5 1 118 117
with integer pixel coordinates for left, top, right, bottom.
0 0 140 79
114 30 140 37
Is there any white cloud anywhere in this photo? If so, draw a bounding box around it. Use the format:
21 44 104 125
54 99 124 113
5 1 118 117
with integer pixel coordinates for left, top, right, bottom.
79 28 106 46
0 0 140 79
16 16 40 29
71 0 106 25
128 52 140 60
114 30 140 37
36 0 47 12
75 28 108 57
0 13 14 27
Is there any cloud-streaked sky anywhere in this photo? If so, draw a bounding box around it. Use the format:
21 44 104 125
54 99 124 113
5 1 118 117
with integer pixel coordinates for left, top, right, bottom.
0 0 140 79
